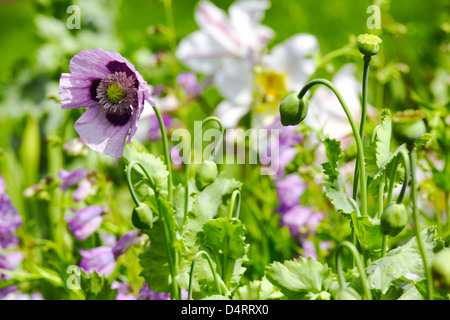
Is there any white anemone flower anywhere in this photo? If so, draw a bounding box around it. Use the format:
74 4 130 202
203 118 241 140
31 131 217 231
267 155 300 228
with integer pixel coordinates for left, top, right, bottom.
176 0 319 128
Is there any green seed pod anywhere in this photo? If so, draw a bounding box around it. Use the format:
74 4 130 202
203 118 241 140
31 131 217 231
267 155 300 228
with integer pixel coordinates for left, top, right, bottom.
335 287 361 300
356 34 382 56
432 248 450 290
132 203 153 230
380 203 408 237
279 93 309 126
195 160 218 191
393 110 427 145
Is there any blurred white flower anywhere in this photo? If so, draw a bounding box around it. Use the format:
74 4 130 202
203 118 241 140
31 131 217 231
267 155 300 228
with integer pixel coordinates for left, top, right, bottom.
176 0 318 128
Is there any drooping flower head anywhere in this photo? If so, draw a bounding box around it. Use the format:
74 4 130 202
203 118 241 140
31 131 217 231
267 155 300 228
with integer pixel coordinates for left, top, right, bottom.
59 48 153 158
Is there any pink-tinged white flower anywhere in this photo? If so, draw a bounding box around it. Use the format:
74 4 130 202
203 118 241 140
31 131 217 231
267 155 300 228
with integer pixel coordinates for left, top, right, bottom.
63 138 88 156
177 72 201 96
176 0 277 128
59 48 153 158
65 205 104 241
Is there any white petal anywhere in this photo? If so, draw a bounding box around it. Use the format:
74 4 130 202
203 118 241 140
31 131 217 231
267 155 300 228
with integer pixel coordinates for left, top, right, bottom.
262 34 319 91
195 1 242 56
213 58 254 105
214 100 251 128
176 30 229 75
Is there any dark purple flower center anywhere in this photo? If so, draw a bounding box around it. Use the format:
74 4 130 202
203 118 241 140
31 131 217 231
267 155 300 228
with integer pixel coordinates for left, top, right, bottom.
96 72 138 126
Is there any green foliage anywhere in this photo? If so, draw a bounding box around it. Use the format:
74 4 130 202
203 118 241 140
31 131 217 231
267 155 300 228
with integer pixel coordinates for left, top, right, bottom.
80 271 118 300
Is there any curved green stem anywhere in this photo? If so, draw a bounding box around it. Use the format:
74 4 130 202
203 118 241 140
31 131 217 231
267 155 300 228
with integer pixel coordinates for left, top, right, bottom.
298 79 368 217
152 105 173 203
228 190 241 219
126 161 156 206
409 148 433 300
188 250 222 300
183 117 224 227
386 148 410 205
352 56 371 201
335 241 372 300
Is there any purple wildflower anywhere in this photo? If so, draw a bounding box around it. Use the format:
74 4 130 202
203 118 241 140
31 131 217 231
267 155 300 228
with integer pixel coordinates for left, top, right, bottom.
177 72 201 96
0 176 22 249
148 114 174 141
112 229 139 259
281 206 324 238
79 246 116 277
65 205 104 241
58 169 89 191
275 174 307 213
59 48 153 158
111 281 137 300
0 251 24 280
137 283 171 300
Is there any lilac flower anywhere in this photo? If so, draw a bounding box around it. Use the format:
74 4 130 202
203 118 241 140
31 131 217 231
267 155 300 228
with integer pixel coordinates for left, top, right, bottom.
111 281 137 300
58 169 89 191
79 246 116 277
0 251 24 280
65 205 104 241
177 72 201 96
79 230 140 277
112 229 139 259
275 174 307 213
137 283 171 300
0 177 22 249
59 48 153 158
148 114 175 141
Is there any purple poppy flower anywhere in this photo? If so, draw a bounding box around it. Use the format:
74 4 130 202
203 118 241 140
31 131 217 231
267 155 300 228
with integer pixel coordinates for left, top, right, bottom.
59 48 153 158
79 246 116 277
111 281 137 300
275 174 307 213
65 205 104 241
58 169 90 191
112 229 139 259
177 72 201 96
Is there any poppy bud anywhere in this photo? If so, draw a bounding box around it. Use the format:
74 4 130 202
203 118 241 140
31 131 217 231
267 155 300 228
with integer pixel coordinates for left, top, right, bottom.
195 160 218 191
356 34 382 56
132 203 153 230
393 110 427 145
432 248 450 290
336 287 361 300
380 203 408 237
279 93 309 126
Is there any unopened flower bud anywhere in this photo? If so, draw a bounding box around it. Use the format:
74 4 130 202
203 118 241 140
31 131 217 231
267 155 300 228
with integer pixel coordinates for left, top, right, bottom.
132 203 153 230
432 248 450 290
393 110 427 145
279 93 309 126
195 160 218 191
357 34 382 56
380 203 408 237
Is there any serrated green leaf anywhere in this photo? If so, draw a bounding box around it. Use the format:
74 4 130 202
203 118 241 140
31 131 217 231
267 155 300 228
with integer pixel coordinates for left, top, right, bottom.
265 257 334 300
80 270 117 300
351 216 383 256
354 227 445 295
414 133 433 149
365 109 392 177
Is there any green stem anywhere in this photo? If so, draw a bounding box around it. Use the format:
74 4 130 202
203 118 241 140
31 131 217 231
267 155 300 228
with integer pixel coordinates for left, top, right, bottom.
298 79 368 217
152 106 173 204
188 251 222 300
409 148 433 300
352 56 371 202
183 117 224 227
335 241 372 300
228 190 241 219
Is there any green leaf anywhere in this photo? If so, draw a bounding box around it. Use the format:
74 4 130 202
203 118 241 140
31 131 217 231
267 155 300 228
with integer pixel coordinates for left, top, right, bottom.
200 217 249 290
351 216 383 256
80 270 117 300
232 277 279 300
122 142 169 196
414 133 433 149
365 109 392 177
321 137 359 217
355 226 444 295
265 257 334 299
139 197 181 294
